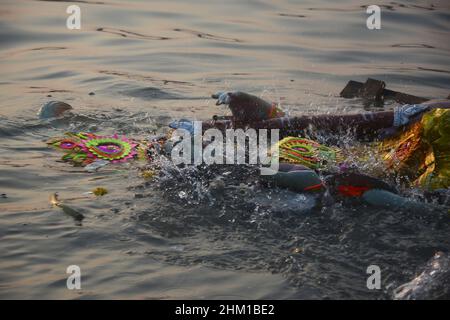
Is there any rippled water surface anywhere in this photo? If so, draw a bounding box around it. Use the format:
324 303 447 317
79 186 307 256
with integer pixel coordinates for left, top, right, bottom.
1 0 450 299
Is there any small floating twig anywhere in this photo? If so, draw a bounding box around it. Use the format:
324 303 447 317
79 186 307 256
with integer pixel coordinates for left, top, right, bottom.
50 192 85 222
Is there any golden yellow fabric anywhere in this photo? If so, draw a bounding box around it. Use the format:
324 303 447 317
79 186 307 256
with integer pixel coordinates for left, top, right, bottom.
418 108 450 189
379 108 450 190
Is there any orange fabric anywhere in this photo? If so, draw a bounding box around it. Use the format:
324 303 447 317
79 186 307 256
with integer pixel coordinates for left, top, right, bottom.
303 183 324 191
337 185 370 197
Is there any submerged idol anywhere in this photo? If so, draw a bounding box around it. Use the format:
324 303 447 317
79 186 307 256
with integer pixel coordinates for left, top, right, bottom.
43 87 450 210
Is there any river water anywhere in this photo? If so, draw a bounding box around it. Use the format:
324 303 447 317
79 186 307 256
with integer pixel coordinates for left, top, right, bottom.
1 0 449 299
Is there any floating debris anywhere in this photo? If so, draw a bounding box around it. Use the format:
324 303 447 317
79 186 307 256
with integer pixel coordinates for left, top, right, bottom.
169 245 185 252
92 187 108 196
49 193 60 206
141 169 157 180
340 78 428 104
38 101 73 119
49 193 84 222
84 160 110 172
